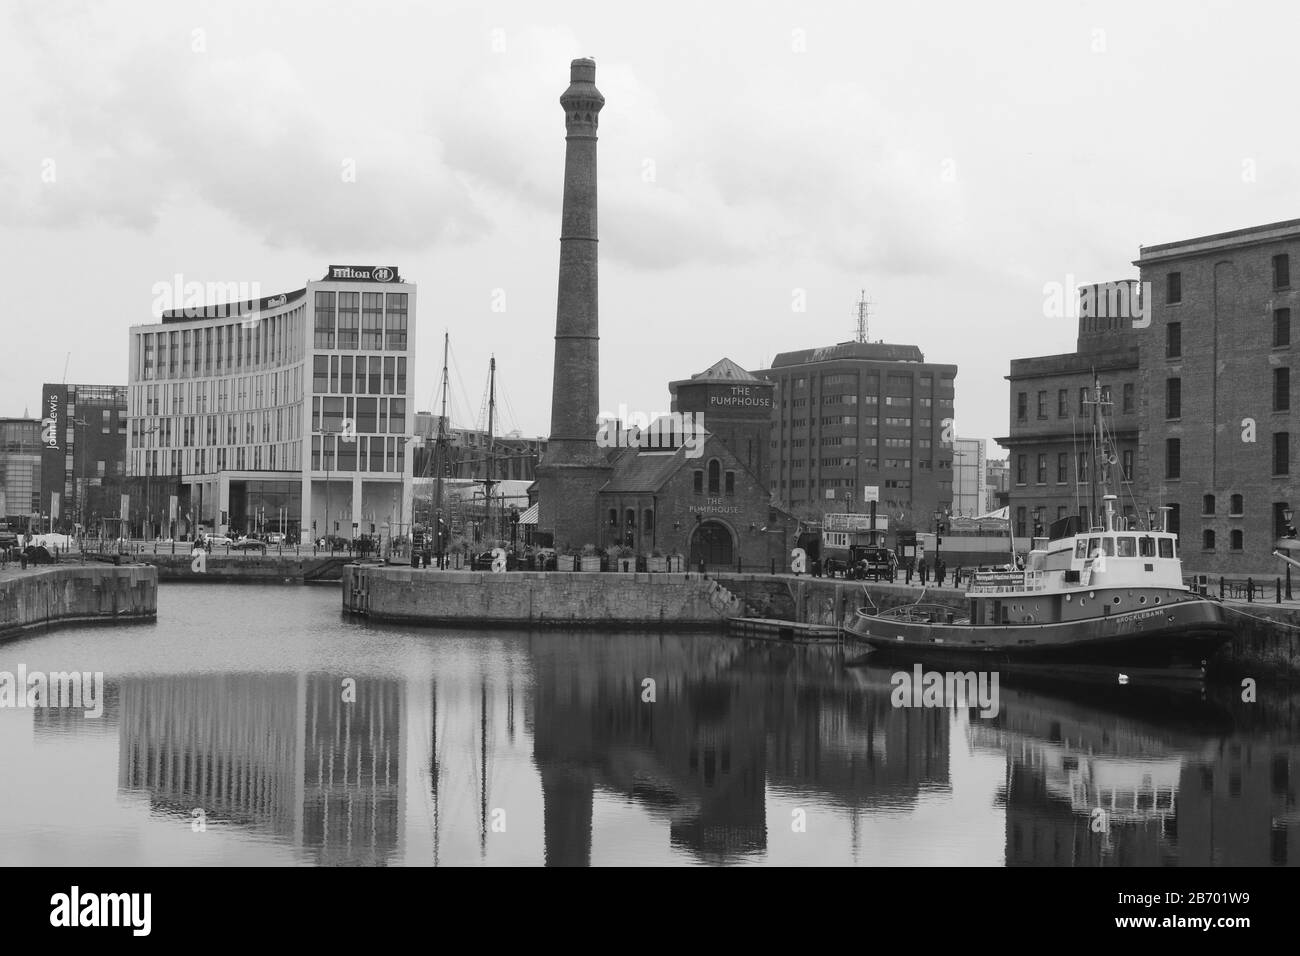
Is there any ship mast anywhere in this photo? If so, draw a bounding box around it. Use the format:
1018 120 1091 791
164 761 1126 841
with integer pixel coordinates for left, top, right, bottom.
1084 373 1120 533
435 332 450 550
484 356 496 543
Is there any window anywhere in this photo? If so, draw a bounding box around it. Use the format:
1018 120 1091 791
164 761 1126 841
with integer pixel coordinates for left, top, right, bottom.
361 293 384 349
1276 309 1291 348
1122 382 1134 413
1275 367 1290 411
314 291 336 348
313 355 328 393
1016 454 1027 485
1230 529 1243 551
1015 506 1027 538
1058 389 1068 417
1166 322 1181 359
707 460 720 493
1274 432 1290 475
1017 392 1027 422
1275 253 1291 289
1166 504 1180 536
1202 529 1215 550
1166 377 1181 418
1079 387 1088 415
725 471 735 494
1166 272 1181 304
1037 454 1047 484
1122 449 1133 480
1037 391 1047 419
1057 452 1067 483
337 293 360 349
1077 452 1089 482
693 470 703 493
385 293 408 350
1203 494 1215 515
1230 494 1243 516
1166 438 1181 479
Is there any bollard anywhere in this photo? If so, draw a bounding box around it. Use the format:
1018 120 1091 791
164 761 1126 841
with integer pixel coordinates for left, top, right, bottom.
1219 576 1225 600
1277 578 1283 604
770 558 775 575
1247 577 1254 602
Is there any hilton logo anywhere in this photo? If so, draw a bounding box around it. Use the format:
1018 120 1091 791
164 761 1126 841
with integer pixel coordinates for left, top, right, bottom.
328 265 399 283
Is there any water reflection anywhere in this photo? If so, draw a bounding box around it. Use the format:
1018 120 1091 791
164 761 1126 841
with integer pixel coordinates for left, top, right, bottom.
117 674 404 864
0 587 1295 866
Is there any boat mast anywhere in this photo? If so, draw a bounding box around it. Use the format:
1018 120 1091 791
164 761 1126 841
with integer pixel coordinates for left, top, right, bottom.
435 332 449 549
485 356 496 544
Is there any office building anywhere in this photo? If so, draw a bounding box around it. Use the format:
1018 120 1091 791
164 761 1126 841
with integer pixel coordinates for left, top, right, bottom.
126 265 415 541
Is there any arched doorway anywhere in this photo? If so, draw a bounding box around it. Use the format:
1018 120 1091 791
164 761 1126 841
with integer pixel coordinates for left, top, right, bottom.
689 520 735 568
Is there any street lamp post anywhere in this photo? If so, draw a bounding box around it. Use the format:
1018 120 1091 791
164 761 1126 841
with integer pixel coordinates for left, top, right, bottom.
933 509 943 570
1284 506 1295 601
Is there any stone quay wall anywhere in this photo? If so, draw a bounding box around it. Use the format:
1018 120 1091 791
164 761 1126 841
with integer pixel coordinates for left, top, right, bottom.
342 566 744 628
0 564 158 642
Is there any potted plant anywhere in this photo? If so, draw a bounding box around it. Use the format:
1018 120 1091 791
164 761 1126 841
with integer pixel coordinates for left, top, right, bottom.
449 538 466 570
579 543 603 572
667 550 685 573
557 546 578 572
646 548 667 573
614 545 636 573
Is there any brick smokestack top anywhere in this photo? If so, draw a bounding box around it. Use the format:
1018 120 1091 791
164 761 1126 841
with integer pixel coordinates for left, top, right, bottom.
537 57 612 550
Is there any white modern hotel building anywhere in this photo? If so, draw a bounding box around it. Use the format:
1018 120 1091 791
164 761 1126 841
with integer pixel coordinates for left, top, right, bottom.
126 265 416 542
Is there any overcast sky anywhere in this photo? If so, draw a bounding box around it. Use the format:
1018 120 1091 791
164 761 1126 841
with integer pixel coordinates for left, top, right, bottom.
2 0 1296 455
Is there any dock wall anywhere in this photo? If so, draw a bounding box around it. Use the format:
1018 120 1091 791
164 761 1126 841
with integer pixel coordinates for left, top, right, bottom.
0 564 158 642
342 566 744 627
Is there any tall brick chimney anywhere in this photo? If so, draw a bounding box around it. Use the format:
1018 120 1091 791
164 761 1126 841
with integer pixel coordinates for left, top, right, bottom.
536 58 612 551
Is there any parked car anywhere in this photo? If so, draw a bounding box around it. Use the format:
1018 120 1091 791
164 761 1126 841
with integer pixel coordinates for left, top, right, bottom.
207 534 233 547
233 538 267 553
266 532 286 545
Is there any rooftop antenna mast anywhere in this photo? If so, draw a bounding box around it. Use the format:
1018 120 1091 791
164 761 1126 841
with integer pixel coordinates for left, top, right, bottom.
854 290 873 343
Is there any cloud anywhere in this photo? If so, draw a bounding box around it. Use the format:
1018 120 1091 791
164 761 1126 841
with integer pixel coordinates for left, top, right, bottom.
1 14 491 252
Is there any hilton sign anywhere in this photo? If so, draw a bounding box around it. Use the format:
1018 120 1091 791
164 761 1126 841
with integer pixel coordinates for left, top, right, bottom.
326 265 401 283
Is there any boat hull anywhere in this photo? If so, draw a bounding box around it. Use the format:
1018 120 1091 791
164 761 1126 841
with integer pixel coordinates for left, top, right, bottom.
845 597 1234 684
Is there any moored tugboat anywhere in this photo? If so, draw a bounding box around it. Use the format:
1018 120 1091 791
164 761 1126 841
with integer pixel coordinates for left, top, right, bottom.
846 382 1235 686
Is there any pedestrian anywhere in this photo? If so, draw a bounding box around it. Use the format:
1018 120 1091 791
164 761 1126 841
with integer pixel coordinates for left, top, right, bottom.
905 560 913 585
937 559 947 588
918 557 928 586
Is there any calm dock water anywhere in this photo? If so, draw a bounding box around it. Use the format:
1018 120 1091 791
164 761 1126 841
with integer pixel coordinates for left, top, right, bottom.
0 583 1294 866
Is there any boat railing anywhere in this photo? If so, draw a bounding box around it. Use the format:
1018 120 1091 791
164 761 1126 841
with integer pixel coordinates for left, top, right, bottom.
864 603 965 624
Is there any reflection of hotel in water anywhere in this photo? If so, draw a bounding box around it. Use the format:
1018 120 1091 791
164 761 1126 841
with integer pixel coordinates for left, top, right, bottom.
117 673 405 864
972 687 1299 866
